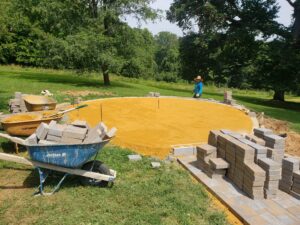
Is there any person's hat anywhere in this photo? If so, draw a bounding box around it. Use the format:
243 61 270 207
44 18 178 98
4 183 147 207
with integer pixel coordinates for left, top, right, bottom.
194 75 202 81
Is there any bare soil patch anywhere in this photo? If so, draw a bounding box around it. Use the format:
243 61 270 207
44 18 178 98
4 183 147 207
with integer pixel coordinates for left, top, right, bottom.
61 90 116 97
262 117 300 157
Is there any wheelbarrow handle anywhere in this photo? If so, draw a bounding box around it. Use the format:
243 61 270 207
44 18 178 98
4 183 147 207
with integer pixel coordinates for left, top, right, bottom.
46 104 89 118
0 133 26 145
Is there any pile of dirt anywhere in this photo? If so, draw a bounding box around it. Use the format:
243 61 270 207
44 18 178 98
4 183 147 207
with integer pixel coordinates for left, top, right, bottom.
61 90 116 97
262 117 300 157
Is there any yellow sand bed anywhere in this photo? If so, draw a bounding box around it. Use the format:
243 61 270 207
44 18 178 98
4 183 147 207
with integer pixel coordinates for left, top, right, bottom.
69 97 253 159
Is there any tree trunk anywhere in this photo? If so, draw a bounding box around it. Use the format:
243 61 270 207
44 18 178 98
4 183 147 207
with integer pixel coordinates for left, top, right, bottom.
102 65 110 86
293 2 300 46
273 90 285 101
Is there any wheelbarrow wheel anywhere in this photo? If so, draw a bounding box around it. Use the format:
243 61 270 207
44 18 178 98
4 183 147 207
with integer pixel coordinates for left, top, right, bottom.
80 160 112 187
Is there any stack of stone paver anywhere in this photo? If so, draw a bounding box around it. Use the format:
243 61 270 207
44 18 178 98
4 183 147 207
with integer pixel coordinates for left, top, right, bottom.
266 147 285 165
196 144 217 172
265 134 285 150
147 92 160 97
208 130 222 147
224 91 233 104
245 134 265 146
292 170 300 195
253 128 273 139
25 120 117 146
9 92 28 113
258 158 281 199
208 158 229 178
264 134 285 165
239 138 267 163
217 133 233 159
279 158 300 193
234 141 255 189
243 163 266 199
224 137 237 181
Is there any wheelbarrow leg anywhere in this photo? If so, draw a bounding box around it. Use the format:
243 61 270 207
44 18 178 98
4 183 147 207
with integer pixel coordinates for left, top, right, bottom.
34 168 69 196
15 143 19 154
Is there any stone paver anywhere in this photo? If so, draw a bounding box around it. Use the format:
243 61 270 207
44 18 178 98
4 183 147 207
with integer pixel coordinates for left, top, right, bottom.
178 155 300 225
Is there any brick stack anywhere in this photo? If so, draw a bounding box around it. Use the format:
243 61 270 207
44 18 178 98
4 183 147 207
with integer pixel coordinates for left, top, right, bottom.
245 134 266 146
253 128 273 139
208 158 229 178
224 91 232 104
234 142 255 189
9 92 28 113
208 130 222 147
239 139 267 163
196 144 217 172
266 148 284 165
148 92 160 97
217 134 235 159
224 137 237 181
292 171 300 196
279 158 300 193
264 134 285 165
243 163 266 199
25 120 117 146
258 158 281 199
292 170 300 197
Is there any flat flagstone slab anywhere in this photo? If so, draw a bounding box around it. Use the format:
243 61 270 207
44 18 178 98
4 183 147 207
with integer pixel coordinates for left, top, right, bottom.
178 155 300 225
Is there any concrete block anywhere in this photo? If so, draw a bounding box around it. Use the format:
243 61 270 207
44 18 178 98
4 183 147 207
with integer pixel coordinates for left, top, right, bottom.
48 124 65 137
128 154 142 161
245 134 266 146
84 128 103 144
253 128 273 136
258 158 281 170
36 122 49 140
99 122 108 134
151 162 161 168
71 120 90 128
63 125 87 140
61 136 83 144
38 140 58 145
208 130 222 147
209 158 229 169
25 133 38 145
173 146 196 156
49 120 57 127
282 158 300 171
46 134 62 142
105 127 117 139
197 144 216 155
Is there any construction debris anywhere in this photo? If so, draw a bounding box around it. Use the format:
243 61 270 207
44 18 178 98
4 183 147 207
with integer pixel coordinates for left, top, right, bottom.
151 162 161 168
128 154 142 161
25 120 116 146
147 92 160 97
9 92 28 113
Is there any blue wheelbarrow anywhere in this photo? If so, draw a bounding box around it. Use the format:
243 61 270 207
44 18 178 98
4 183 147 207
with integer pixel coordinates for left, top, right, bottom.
0 133 117 196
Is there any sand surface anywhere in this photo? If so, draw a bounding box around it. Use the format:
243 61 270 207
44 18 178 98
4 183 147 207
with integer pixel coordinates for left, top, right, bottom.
69 97 253 158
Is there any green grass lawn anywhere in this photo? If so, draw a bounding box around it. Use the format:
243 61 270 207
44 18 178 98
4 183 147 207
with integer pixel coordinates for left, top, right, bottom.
0 144 226 225
0 65 299 131
0 65 299 225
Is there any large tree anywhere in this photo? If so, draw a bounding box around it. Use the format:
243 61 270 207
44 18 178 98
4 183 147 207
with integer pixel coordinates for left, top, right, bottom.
167 0 300 101
286 0 300 45
1 0 159 85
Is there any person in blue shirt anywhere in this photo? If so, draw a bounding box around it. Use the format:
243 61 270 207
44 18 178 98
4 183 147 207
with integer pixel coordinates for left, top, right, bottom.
193 75 203 98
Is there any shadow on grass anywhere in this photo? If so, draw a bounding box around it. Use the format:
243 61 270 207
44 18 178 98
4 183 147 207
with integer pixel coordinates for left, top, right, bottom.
235 95 300 111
